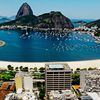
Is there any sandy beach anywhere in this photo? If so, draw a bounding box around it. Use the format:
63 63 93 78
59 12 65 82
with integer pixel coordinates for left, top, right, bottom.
0 40 5 47
0 59 100 70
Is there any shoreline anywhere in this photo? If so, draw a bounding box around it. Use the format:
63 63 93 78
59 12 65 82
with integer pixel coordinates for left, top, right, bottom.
0 40 5 47
0 59 100 70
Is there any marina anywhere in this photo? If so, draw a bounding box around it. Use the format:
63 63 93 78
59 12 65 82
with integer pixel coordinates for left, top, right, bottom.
0 30 100 62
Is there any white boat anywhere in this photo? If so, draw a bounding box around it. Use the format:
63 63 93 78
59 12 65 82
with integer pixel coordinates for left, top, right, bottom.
95 40 100 43
26 31 28 35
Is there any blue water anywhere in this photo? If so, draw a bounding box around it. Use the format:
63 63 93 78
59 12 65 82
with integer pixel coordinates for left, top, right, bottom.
0 30 100 62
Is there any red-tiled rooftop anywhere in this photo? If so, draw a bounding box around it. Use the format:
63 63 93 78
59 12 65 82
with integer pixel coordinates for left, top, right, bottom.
0 82 9 90
0 81 15 100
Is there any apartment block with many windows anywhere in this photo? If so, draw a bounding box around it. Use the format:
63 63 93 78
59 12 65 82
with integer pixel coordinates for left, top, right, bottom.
45 63 72 95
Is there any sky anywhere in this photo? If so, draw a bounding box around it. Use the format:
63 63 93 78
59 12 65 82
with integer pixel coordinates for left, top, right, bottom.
0 0 100 19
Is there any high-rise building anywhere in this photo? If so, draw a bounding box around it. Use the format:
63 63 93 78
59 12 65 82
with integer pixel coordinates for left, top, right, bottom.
24 76 33 92
80 70 100 92
15 72 23 93
45 63 72 95
15 72 33 93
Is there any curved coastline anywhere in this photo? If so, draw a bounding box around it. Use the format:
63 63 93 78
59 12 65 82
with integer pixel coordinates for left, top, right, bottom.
0 59 100 71
0 40 5 47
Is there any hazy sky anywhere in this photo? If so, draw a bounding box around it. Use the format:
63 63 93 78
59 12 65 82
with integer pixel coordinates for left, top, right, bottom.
0 0 100 19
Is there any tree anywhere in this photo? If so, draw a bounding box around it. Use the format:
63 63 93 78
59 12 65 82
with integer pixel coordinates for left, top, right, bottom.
88 67 97 70
15 67 19 71
39 67 45 73
7 65 14 71
74 68 81 74
39 88 45 100
2 74 13 81
34 67 38 72
30 68 33 70
72 73 80 85
19 66 23 71
76 68 80 71
41 73 45 79
23 67 28 72
9 71 16 76
7 65 11 70
80 68 87 71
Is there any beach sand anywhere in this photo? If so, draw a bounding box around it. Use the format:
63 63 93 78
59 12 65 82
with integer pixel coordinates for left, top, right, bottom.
0 59 100 70
0 40 5 47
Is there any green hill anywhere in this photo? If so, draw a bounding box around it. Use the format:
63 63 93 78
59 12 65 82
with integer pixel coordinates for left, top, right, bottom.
86 19 100 28
0 11 74 29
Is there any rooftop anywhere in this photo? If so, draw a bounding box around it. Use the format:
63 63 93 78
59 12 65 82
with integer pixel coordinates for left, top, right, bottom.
49 64 64 69
45 63 71 70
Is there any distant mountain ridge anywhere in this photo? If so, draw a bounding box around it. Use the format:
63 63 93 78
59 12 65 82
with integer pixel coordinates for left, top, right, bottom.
1 15 38 26
86 19 100 28
8 16 15 20
0 18 11 24
0 16 15 24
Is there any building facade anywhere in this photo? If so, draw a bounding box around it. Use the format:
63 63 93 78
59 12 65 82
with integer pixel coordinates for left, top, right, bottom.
80 70 100 92
15 72 33 93
15 73 23 93
24 76 33 92
45 63 72 95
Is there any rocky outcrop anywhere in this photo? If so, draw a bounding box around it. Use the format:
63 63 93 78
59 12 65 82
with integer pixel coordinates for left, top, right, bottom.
16 3 33 19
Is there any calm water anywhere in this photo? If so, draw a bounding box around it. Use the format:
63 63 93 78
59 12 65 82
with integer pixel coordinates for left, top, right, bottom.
0 30 100 62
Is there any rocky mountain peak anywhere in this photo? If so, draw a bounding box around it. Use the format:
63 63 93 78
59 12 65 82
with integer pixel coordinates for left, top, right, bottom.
16 3 33 19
